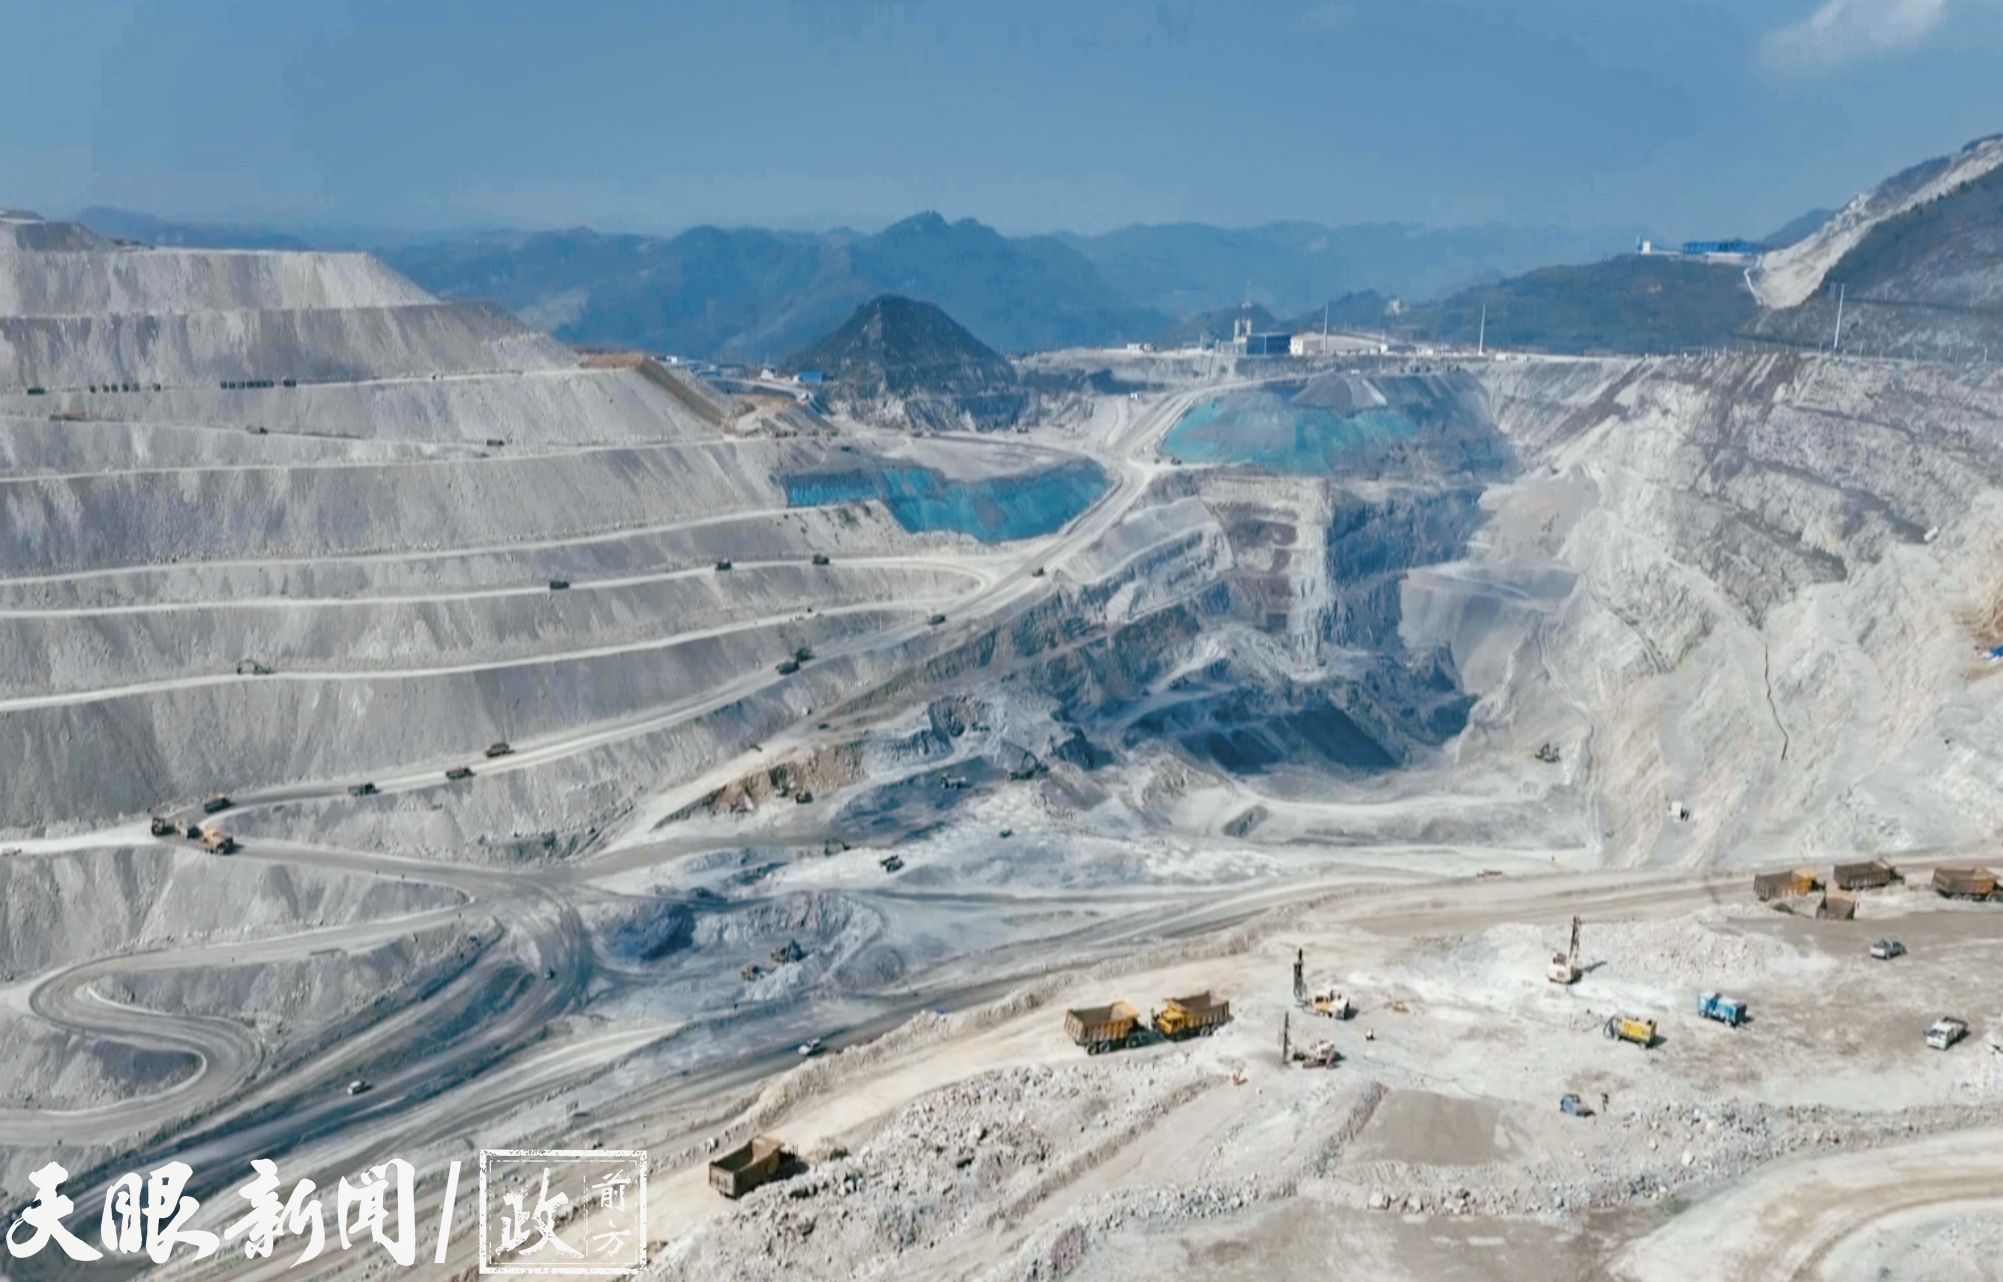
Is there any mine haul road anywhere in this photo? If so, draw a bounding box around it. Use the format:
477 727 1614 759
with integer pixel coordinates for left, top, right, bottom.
1613 1125 2003 1282
0 553 995 618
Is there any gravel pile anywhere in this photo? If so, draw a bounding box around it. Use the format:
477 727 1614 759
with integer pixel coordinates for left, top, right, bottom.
1343 1096 2003 1220
664 1057 1215 1281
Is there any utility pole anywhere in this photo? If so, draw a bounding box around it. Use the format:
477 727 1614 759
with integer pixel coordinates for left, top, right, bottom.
1833 284 1845 352
1478 304 1487 357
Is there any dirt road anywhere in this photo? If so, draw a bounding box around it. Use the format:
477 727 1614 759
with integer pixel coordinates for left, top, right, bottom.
1614 1126 2003 1281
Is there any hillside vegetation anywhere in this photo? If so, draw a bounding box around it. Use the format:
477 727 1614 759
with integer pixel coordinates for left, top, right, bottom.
1748 152 2003 360
1392 256 1759 355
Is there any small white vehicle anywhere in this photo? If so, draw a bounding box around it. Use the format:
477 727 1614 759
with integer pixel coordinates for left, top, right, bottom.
1870 939 1905 960
1926 1017 1969 1051
797 1038 826 1058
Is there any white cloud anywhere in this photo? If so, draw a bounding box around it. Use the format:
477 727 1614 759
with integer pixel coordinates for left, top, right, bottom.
1762 0 1957 69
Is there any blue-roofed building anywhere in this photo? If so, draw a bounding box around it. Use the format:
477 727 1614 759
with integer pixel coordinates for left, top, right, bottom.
796 369 826 384
1681 239 1760 256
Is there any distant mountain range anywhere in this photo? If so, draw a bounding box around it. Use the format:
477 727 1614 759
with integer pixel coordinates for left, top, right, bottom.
371 215 1661 360
71 200 1866 360
1344 134 2003 359
74 206 1662 360
76 206 314 251
373 214 1163 363
1060 221 1639 321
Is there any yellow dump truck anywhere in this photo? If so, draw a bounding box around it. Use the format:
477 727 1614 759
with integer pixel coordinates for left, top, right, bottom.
1753 867 1819 901
1933 866 1999 900
1065 1001 1143 1055
1153 992 1231 1041
709 1135 786 1199
198 827 239 855
1603 1015 1656 1048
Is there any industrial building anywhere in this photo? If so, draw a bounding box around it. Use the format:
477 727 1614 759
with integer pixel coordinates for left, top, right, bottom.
1682 239 1760 256
1244 332 1292 356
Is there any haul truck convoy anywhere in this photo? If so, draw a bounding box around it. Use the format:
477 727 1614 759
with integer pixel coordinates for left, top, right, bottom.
1066 991 1232 1055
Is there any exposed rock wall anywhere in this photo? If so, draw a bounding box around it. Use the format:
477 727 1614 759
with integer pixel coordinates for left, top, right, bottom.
1475 353 2003 866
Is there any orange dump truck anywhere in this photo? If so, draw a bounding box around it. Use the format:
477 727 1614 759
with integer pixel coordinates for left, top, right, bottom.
1933 866 1998 900
1753 867 1818 901
1064 1001 1143 1055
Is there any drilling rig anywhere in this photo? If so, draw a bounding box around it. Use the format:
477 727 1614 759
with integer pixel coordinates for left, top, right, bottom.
1547 915 1582 985
1294 948 1351 1018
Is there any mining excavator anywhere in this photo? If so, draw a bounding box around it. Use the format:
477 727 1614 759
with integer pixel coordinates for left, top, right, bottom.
1547 915 1582 985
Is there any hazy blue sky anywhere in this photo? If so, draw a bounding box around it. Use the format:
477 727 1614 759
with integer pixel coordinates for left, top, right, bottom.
2 0 1999 238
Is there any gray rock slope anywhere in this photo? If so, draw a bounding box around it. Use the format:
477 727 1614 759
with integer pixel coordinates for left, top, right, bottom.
1466 353 2003 866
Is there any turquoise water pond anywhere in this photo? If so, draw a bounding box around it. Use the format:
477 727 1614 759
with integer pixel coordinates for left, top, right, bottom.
1164 389 1421 474
784 459 1106 543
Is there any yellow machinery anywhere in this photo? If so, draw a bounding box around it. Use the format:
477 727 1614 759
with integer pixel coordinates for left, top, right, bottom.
1603 1015 1656 1047
1547 915 1582 985
1294 949 1350 1017
1307 990 1350 1019
1753 867 1820 901
1153 992 1231 1041
1065 1001 1142 1055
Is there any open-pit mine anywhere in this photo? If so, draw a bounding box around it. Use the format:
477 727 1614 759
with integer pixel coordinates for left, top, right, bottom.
3 170 2003 1282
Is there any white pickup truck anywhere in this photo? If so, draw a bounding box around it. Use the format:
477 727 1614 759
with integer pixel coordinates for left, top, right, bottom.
1926 1017 1968 1051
